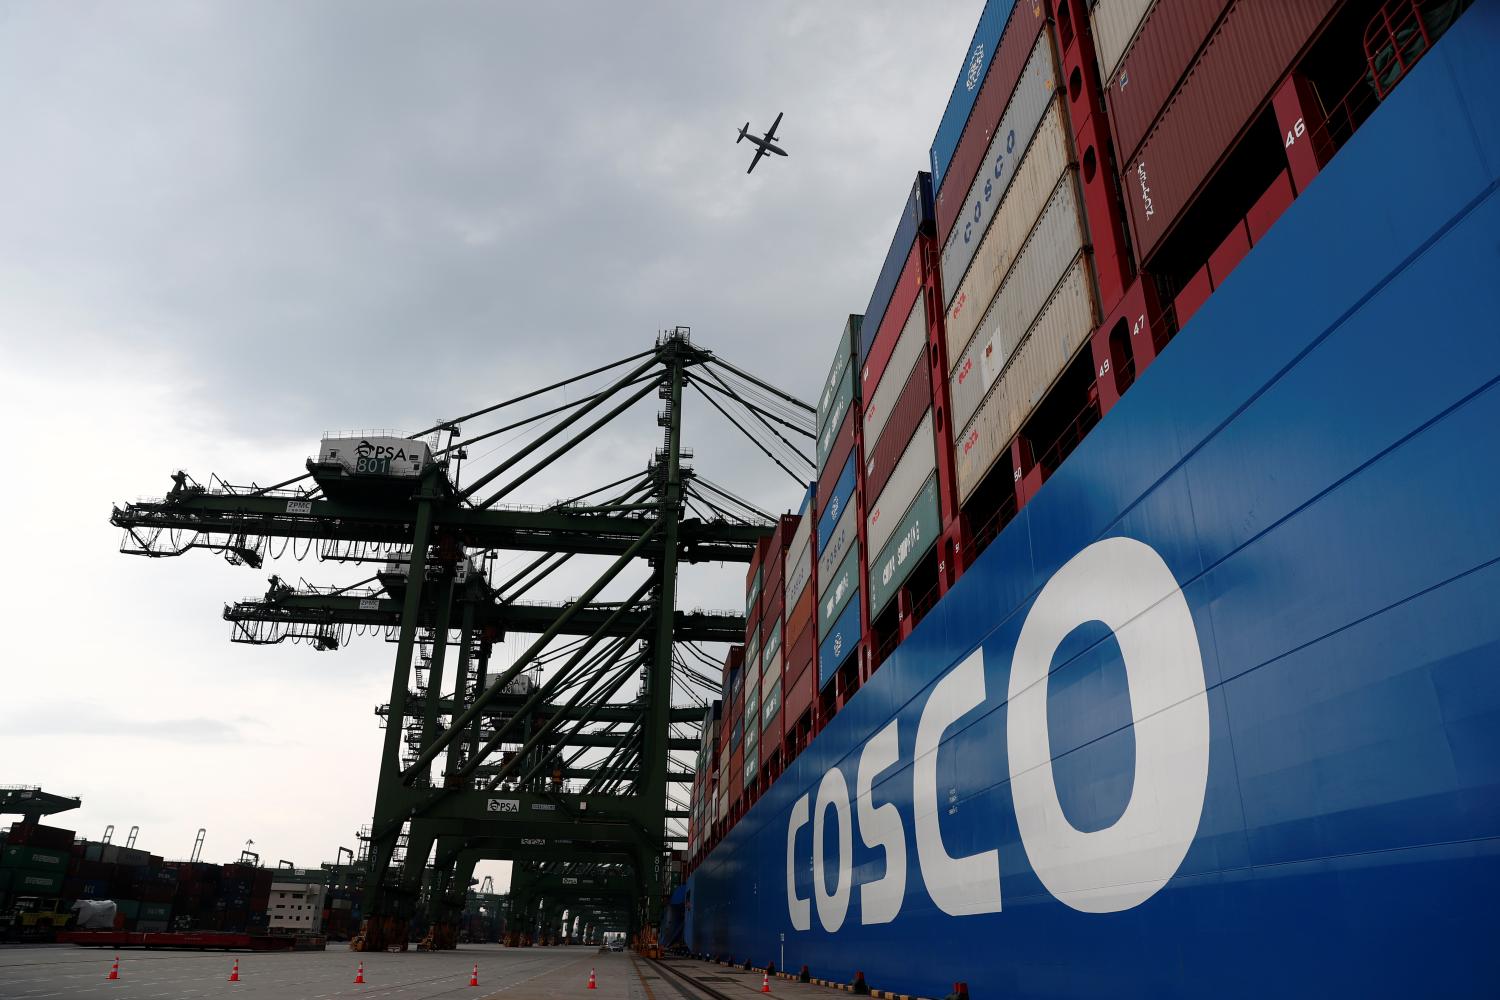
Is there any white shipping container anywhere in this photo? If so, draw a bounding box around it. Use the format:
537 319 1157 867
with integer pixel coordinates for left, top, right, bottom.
949 171 1085 390
1090 0 1154 84
940 33 1060 308
784 533 814 610
866 410 936 556
860 296 926 447
817 501 858 599
788 503 813 564
944 98 1072 376
955 254 1098 503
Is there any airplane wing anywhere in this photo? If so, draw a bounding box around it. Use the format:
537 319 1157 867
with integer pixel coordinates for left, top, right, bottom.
747 143 769 174
764 112 784 143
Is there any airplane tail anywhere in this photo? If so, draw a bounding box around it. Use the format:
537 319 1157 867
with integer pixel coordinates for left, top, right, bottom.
737 122 749 143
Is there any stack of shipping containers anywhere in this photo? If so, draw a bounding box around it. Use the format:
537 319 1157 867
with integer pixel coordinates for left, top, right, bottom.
780 486 817 758
757 516 797 792
740 540 764 805
813 317 863 707
688 0 1441 864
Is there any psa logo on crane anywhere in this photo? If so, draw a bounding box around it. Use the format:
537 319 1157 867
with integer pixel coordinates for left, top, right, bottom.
486 798 519 813
786 538 1210 931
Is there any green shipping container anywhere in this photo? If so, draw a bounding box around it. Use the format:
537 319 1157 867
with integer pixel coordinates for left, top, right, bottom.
1 846 69 872
115 899 141 919
11 869 64 894
141 902 172 921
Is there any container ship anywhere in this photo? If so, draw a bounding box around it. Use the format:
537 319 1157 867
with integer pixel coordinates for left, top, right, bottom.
682 0 1498 995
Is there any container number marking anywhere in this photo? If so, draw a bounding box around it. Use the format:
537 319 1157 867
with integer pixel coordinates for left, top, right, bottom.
1284 117 1306 149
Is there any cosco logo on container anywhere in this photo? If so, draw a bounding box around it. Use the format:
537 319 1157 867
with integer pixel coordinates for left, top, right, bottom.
963 131 1016 246
785 538 1210 931
966 45 986 91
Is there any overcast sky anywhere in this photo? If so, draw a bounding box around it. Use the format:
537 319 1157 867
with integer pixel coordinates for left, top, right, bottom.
0 1 978 891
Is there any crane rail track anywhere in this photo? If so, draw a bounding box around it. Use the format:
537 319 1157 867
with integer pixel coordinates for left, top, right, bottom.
642 955 742 1000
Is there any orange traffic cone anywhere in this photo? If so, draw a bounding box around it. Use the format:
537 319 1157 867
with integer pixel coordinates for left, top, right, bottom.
469 964 479 987
354 960 365 984
762 970 772 993
588 968 598 990
229 958 241 982
107 955 120 981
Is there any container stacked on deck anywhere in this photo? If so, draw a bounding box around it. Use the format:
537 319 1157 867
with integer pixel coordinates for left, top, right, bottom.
813 317 863 693
781 483 818 737
757 514 798 780
857 174 939 644
741 540 767 798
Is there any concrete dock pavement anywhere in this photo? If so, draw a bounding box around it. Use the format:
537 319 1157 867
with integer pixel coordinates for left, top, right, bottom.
640 957 890 1000
0 942 619 1000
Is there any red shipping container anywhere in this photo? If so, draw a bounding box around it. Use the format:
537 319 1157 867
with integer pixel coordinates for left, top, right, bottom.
936 3 1052 242
1208 219 1252 287
784 586 815 651
782 636 815 724
1174 263 1213 328
1246 169 1294 244
761 589 784 639
763 538 787 599
858 244 923 395
1105 0 1234 165
816 410 857 508
1120 0 1338 265
865 359 934 502
760 711 781 766
728 749 743 802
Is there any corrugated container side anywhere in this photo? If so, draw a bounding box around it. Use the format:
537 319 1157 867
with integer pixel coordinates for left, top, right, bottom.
784 533 814 611
783 627 816 721
1089 0 1155 83
785 585 815 653
929 0 1020 192
945 98 1072 386
1105 0 1234 164
816 360 856 464
935 3 1050 239
866 365 933 502
860 254 923 405
816 410 855 502
858 173 934 364
861 297 928 447
1122 0 1338 264
939 33 1060 306
818 541 862 641
867 411 938 556
955 254 1099 502
947 170 1086 378
816 452 858 557
815 316 862 435
868 474 942 618
817 588 862 688
787 502 813 568
817 502 858 601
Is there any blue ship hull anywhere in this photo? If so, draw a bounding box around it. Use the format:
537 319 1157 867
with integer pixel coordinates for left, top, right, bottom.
687 11 1500 996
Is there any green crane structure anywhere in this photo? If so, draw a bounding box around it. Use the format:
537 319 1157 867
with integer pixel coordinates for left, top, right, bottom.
108 329 814 950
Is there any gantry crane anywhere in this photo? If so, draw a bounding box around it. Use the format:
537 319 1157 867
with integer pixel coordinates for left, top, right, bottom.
109 329 814 949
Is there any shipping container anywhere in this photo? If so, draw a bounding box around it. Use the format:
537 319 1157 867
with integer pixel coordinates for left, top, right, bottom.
866 364 933 502
868 474 942 618
785 584 815 654
858 173 934 365
815 453 858 557
818 541 861 641
945 98 1072 381
935 2 1051 241
817 494 858 597
1105 0 1234 165
947 170 1085 373
815 316 862 439
867 411 938 557
939 32 1060 305
761 621 782 686
1089 0 1155 84
1122 0 1339 264
929 0 1020 193
9 869 64 894
861 295 928 449
1 823 75 850
815 410 855 503
860 246 924 405
784 493 815 610
956 254 1098 501
1 846 69 872
817 587 862 688
816 360 855 467
783 654 814 726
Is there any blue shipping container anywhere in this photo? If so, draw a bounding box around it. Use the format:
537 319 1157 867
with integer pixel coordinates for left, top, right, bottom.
815 454 858 557
929 0 1019 194
817 587 862 689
